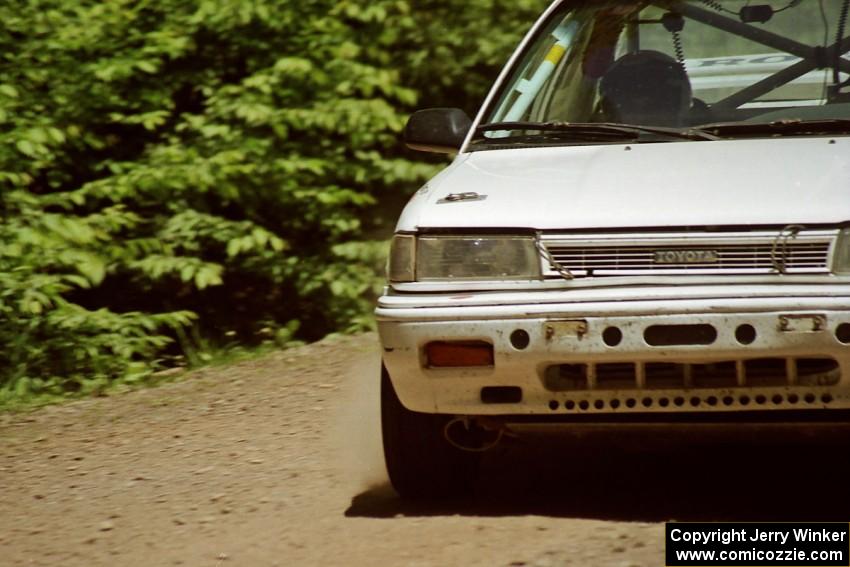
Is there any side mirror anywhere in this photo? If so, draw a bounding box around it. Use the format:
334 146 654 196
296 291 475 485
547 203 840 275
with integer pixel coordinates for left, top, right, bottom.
404 108 472 154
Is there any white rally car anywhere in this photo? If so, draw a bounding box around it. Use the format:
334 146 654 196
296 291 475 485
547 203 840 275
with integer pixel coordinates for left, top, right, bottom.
377 0 850 499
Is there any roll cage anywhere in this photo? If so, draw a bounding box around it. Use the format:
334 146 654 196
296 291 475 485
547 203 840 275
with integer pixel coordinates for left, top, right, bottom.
676 2 850 112
488 0 850 128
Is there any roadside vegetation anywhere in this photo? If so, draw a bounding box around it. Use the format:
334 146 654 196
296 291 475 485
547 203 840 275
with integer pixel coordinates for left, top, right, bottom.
0 0 542 404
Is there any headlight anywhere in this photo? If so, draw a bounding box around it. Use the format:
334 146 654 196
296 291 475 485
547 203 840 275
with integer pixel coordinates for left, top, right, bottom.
835 228 850 275
388 234 542 282
417 235 541 281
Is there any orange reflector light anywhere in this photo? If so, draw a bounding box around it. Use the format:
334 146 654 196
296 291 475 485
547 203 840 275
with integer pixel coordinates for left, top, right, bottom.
425 341 494 368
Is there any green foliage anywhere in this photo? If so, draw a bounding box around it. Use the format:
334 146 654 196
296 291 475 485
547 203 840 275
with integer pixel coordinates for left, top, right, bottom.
0 0 542 399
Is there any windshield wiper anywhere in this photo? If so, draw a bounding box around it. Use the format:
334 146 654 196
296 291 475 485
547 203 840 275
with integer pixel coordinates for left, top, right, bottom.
695 119 850 137
473 121 719 143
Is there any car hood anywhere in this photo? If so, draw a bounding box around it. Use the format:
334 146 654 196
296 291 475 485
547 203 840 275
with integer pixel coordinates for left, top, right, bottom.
396 137 850 231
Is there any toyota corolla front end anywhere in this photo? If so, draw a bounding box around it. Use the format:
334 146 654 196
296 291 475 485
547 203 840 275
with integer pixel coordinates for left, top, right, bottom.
379 229 850 417
378 0 850 500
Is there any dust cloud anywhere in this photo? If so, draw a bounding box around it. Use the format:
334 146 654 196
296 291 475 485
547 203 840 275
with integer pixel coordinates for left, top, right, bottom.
331 342 388 493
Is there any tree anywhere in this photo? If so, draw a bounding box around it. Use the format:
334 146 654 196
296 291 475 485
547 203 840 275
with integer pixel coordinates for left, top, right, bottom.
0 0 543 397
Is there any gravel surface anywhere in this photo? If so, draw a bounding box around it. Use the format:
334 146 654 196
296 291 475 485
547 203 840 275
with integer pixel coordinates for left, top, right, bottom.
2 333 848 566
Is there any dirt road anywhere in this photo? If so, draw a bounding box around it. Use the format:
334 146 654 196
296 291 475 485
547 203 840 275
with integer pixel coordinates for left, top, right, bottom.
2 333 848 566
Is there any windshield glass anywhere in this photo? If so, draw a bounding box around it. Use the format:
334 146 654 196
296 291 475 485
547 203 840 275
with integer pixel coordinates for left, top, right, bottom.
479 0 850 143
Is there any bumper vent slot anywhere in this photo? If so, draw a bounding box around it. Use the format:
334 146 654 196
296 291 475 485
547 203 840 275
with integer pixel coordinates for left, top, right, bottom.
644 324 717 346
644 363 685 389
596 363 638 389
543 364 588 391
744 358 788 387
481 386 523 404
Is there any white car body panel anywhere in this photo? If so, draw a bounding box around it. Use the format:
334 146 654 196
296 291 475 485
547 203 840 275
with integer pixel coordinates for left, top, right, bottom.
379 0 850 421
397 137 850 232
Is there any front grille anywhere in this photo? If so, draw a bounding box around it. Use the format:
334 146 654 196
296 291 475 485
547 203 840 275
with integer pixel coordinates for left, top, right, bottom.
542 230 837 277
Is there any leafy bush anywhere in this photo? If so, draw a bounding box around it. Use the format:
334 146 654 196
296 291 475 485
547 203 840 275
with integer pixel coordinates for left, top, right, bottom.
0 0 542 399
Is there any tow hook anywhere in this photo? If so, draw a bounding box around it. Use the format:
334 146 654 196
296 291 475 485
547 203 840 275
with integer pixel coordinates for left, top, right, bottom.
443 416 517 453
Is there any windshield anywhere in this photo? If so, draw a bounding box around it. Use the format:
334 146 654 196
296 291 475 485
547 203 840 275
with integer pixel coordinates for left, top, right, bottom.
478 0 850 144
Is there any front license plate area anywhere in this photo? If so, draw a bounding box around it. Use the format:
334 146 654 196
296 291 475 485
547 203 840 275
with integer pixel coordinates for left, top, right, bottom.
778 314 827 333
544 319 589 341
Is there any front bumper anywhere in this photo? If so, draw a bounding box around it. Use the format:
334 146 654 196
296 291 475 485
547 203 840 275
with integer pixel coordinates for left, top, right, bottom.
376 285 850 417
